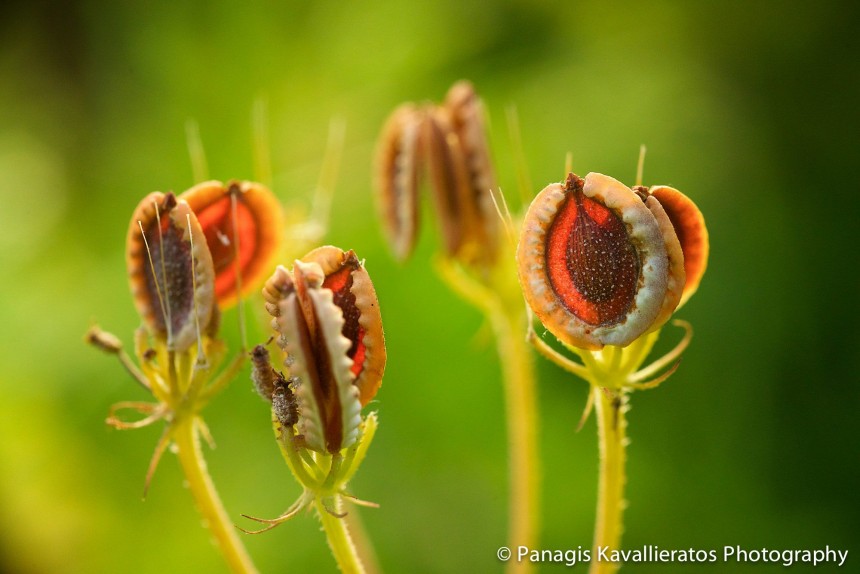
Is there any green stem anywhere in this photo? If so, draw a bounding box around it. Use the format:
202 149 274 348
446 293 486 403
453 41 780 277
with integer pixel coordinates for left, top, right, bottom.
436 257 541 571
173 416 258 574
490 304 540 572
589 386 627 574
316 496 365 574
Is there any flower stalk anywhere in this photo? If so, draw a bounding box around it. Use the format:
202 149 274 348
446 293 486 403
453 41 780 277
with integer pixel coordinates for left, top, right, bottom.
437 255 540 563
316 495 363 574
591 384 626 574
377 82 542 570
89 181 288 574
244 248 386 573
518 167 708 572
173 415 258 574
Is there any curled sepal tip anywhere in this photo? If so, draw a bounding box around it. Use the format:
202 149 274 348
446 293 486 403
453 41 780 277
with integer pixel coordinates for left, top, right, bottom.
126 192 216 352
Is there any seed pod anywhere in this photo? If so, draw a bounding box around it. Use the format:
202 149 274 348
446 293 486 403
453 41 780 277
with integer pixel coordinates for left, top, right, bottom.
127 192 216 351
423 106 477 258
517 173 670 349
444 80 499 263
263 260 361 454
301 246 386 406
85 326 123 354
374 104 423 262
180 180 284 308
633 187 686 331
648 185 709 308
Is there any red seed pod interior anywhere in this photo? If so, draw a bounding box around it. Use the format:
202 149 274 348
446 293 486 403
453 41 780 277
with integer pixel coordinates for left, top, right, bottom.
126 192 216 351
649 185 709 307
263 260 361 453
302 246 386 406
180 180 284 309
374 104 423 262
517 173 669 349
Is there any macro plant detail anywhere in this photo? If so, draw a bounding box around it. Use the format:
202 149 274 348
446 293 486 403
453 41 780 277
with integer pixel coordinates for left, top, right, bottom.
88 181 286 574
517 170 708 574
376 80 500 268
375 80 540 571
181 180 284 308
243 246 386 574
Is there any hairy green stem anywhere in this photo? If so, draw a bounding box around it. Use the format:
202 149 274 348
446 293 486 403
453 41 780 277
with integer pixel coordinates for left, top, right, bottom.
590 386 627 574
490 304 541 572
316 496 365 574
173 416 258 574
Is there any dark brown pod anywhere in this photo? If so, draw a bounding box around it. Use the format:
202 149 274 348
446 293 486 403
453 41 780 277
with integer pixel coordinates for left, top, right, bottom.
126 192 216 351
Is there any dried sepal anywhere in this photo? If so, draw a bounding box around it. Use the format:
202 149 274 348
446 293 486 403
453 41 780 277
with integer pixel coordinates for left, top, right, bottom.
423 105 477 258
126 192 216 351
374 104 423 261
517 173 669 349
302 246 386 406
85 325 123 354
648 185 709 307
180 180 284 308
374 81 500 267
263 260 361 453
444 80 499 262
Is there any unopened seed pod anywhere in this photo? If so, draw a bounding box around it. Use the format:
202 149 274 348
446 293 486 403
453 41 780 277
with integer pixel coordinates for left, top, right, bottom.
423 106 477 258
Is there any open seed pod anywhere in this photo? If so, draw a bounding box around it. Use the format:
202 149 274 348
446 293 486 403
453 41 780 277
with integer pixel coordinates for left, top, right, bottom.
648 185 709 308
126 192 216 351
262 260 362 454
518 173 684 349
301 246 386 406
180 180 284 308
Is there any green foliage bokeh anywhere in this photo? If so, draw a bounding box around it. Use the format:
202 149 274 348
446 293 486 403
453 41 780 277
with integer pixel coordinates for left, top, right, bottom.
0 1 858 572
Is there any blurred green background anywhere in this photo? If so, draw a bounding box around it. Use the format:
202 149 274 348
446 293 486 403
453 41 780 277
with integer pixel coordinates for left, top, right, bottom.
1 1 858 572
